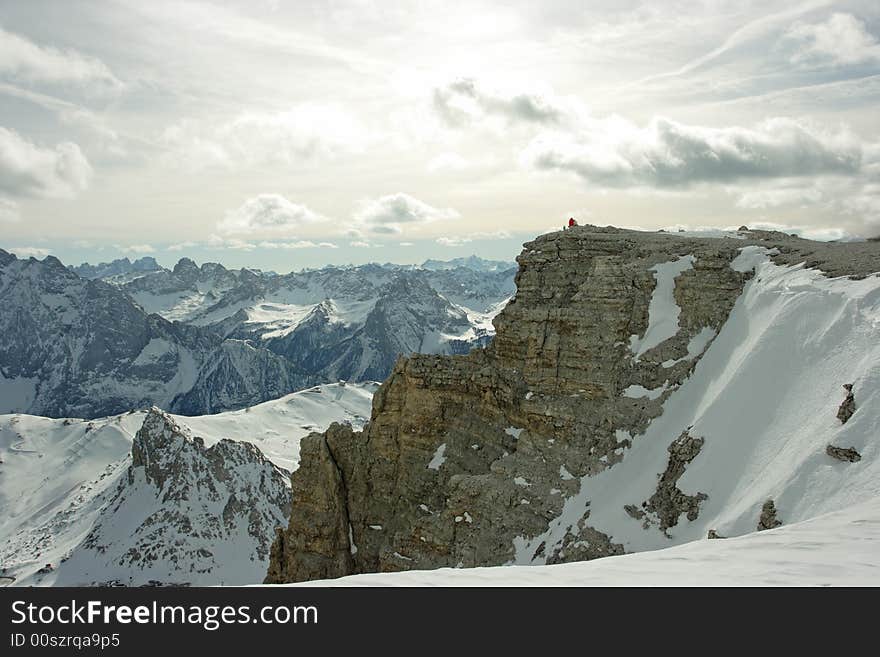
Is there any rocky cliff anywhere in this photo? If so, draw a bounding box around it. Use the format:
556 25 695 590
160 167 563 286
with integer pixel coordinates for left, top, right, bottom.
266 225 880 583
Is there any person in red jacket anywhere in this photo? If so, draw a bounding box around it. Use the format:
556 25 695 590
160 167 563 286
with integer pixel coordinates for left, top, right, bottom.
568 217 577 228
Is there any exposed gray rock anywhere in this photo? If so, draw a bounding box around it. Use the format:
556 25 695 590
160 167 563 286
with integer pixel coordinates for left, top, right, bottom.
707 529 725 539
826 445 861 462
836 384 856 424
56 408 291 586
639 429 708 535
265 226 880 583
70 256 162 280
757 500 782 531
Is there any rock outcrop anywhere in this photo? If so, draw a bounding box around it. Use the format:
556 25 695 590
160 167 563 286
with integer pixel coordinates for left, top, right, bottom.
637 429 708 535
837 384 856 424
826 445 861 463
265 226 880 583
757 500 782 531
56 408 291 586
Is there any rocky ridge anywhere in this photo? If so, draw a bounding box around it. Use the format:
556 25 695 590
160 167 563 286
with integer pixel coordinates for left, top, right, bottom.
54 408 291 586
266 225 880 583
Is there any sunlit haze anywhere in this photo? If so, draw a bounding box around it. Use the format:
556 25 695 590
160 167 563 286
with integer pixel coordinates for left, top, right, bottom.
1 0 879 271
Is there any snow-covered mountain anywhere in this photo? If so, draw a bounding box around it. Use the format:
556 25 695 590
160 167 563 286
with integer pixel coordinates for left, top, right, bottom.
1 248 514 419
421 255 515 272
0 382 376 586
70 256 163 281
0 249 309 418
264 227 880 586
112 257 516 383
258 273 490 382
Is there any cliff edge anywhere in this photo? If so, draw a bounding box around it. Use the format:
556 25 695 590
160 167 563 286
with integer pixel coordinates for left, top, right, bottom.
266 225 880 583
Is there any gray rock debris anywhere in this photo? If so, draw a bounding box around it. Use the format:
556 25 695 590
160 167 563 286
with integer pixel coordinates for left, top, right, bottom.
836 384 856 424
757 499 782 531
707 529 725 539
826 445 861 463
638 429 708 535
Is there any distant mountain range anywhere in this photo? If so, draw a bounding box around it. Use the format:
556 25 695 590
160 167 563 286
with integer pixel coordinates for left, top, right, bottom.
0 248 515 418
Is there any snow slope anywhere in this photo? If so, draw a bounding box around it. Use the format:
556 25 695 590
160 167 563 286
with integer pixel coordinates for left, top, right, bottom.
515 247 880 561
288 498 880 586
0 383 375 586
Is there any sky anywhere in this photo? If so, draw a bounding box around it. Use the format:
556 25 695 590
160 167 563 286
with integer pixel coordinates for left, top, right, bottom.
1 0 879 272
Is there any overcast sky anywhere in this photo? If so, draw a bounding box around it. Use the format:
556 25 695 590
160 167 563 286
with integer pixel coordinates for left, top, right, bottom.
1 0 879 271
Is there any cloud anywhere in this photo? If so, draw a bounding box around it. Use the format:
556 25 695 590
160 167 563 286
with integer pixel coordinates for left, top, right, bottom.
521 116 861 188
0 127 93 199
786 13 880 67
735 186 824 209
427 152 470 173
119 244 155 254
742 221 859 242
10 246 51 259
349 240 372 248
436 230 512 246
0 198 20 222
0 82 126 157
399 241 414 247
203 234 337 251
353 193 460 235
167 241 199 252
433 78 575 127
219 194 326 234
431 78 592 137
161 104 367 171
207 235 257 251
256 240 338 249
0 27 121 91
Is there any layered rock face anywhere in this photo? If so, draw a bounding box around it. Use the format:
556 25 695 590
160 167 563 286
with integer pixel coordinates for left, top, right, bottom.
265 226 777 583
266 225 880 583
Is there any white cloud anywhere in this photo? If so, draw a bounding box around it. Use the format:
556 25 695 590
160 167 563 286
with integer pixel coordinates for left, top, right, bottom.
353 192 460 235
521 116 861 188
203 234 338 251
744 222 859 242
167 241 199 252
10 245 51 259
436 236 468 247
161 104 368 171
0 198 20 222
119 244 155 254
0 27 121 90
207 235 257 251
0 82 125 157
433 77 583 127
219 194 326 234
436 230 511 246
427 152 470 173
399 241 414 247
256 240 338 249
350 241 372 248
787 13 880 67
735 186 824 209
0 127 93 198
